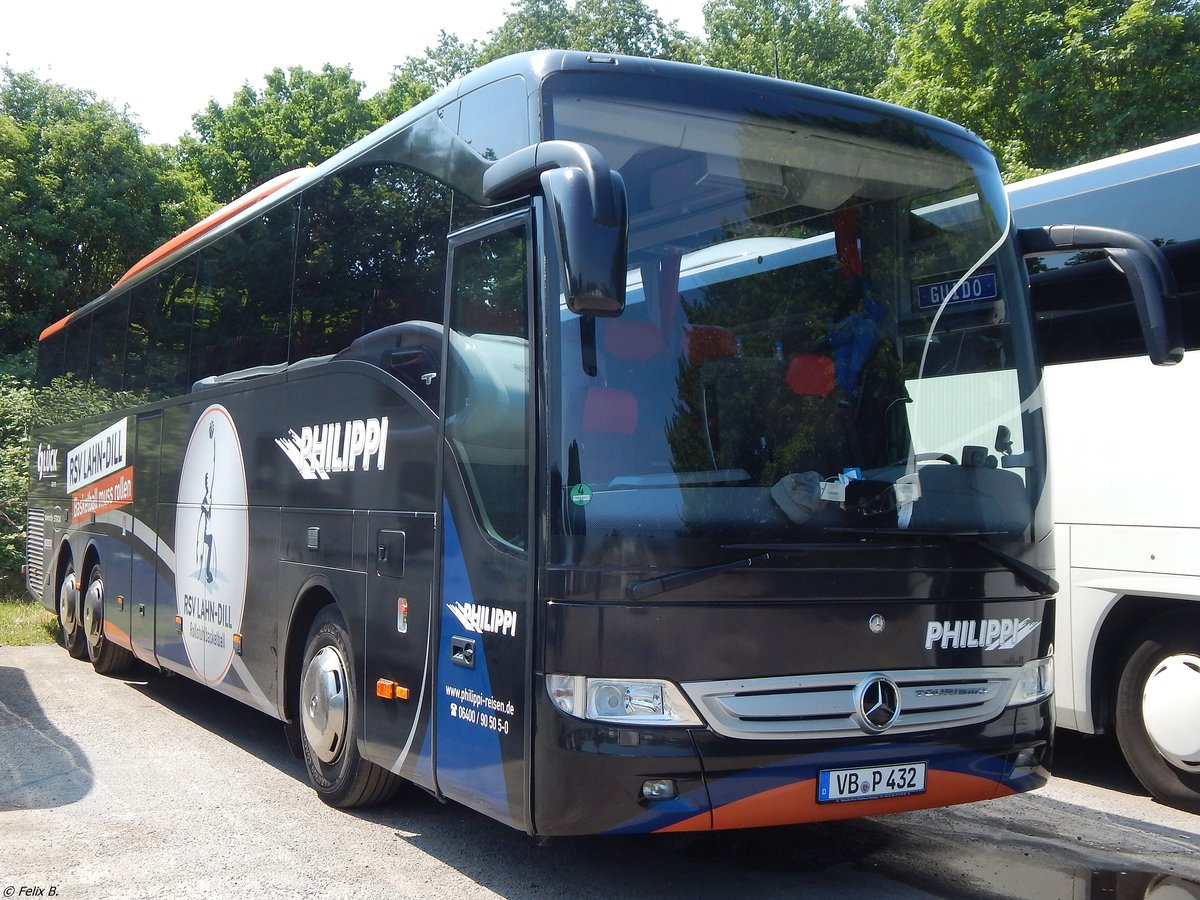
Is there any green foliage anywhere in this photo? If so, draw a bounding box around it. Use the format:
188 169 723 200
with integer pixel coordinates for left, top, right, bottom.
0 376 36 587
372 31 483 122
484 0 575 60
879 0 1200 175
854 0 930 75
702 0 887 95
480 0 700 63
180 64 380 204
0 348 36 380
0 68 206 357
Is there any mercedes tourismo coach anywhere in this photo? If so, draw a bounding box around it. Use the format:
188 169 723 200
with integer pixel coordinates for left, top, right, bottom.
24 51 1178 836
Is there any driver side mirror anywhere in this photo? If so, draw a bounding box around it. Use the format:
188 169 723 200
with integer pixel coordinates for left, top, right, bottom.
483 140 628 316
1017 225 1182 366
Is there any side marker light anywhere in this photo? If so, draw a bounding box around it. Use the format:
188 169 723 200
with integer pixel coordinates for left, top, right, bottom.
376 679 410 701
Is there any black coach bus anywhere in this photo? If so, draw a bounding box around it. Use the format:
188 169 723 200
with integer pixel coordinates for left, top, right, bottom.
25 51 1178 836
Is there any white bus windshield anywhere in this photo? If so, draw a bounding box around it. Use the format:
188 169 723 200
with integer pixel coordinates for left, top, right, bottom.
545 75 1040 550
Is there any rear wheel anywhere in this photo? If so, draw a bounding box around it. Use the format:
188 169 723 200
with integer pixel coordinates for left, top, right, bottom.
298 606 401 807
57 563 88 660
81 563 135 676
1114 610 1200 813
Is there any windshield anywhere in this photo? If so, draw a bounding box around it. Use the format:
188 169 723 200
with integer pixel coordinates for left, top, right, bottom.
544 73 1042 560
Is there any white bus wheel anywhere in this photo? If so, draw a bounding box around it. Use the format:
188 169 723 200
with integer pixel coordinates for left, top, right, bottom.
1115 610 1200 814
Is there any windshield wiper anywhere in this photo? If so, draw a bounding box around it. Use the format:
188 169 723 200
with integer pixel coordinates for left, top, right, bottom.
626 553 772 600
824 527 1059 596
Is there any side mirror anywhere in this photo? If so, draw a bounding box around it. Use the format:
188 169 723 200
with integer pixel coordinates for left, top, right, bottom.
1017 225 1182 366
483 141 628 316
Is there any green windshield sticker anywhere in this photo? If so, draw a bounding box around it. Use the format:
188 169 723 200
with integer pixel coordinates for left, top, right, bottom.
569 484 593 507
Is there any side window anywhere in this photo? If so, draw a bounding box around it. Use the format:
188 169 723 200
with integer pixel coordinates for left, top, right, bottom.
446 218 531 550
36 328 66 387
457 76 529 163
191 199 297 382
127 259 198 399
87 291 129 391
293 164 453 361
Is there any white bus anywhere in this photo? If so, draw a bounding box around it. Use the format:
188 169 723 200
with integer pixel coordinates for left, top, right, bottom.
1009 134 1200 812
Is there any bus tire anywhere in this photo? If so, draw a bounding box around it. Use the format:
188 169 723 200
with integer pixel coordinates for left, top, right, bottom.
1114 609 1200 814
82 563 135 676
298 606 401 808
58 562 88 660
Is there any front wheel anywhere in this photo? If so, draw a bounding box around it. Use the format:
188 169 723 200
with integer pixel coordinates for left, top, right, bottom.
297 606 401 808
1114 610 1200 813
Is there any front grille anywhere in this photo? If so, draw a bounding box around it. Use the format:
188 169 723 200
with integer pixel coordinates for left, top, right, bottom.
682 667 1018 741
25 507 46 596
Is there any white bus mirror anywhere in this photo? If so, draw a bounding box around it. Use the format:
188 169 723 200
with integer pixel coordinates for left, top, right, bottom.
1018 225 1183 366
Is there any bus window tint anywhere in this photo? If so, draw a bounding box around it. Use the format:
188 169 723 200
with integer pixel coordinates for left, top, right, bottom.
294 164 453 360
35 327 66 386
87 291 129 391
126 262 198 400
446 220 530 550
191 198 297 381
547 77 1036 543
456 75 529 164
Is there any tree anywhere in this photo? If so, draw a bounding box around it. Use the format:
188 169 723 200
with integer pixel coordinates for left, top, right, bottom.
483 0 698 62
0 69 202 361
702 0 886 96
566 0 700 60
374 1 699 125
180 64 378 204
879 0 1200 176
483 0 575 61
854 0 929 77
372 31 483 122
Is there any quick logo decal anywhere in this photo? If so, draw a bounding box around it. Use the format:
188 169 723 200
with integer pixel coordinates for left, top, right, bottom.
446 601 518 637
275 418 388 480
35 443 59 481
924 618 1040 651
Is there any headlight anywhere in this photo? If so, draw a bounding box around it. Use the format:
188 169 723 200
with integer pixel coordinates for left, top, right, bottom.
546 674 703 726
1007 656 1053 706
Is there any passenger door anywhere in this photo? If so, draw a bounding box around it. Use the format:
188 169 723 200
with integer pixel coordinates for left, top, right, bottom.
434 215 535 829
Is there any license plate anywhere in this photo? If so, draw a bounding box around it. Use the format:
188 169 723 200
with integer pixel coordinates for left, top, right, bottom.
817 761 927 803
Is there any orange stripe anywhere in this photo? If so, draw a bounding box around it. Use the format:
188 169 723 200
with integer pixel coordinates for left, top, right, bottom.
40 168 307 344
39 312 74 342
112 167 307 289
104 619 133 652
656 771 1014 833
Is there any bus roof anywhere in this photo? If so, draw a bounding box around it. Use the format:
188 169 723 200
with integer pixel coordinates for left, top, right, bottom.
1006 132 1200 205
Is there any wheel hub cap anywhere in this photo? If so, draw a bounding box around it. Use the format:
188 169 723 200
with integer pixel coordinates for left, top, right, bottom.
301 645 348 764
59 576 78 633
1142 653 1200 769
82 577 105 649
